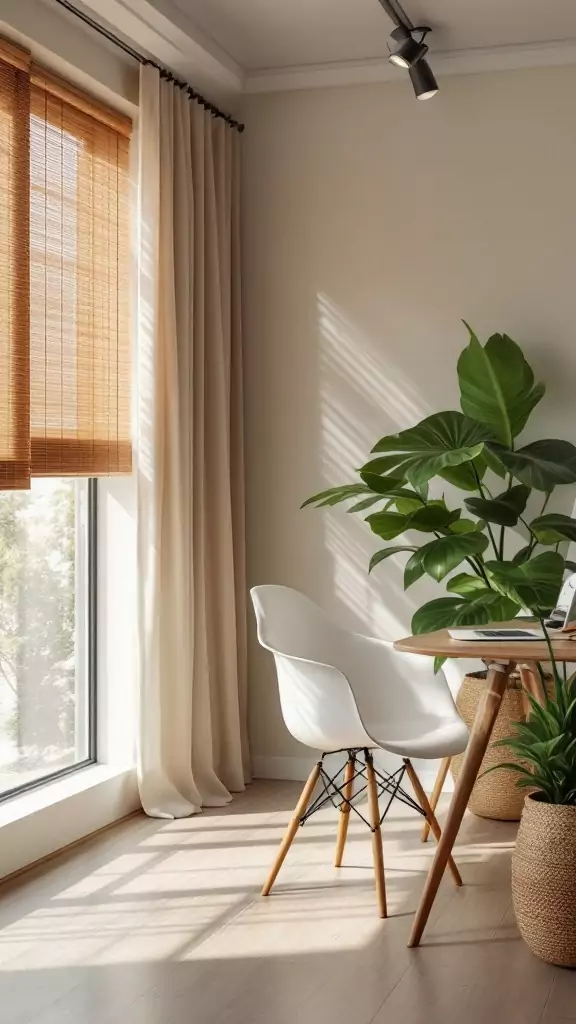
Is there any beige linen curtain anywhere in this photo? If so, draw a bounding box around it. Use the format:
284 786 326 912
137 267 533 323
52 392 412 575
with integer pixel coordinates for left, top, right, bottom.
137 64 250 817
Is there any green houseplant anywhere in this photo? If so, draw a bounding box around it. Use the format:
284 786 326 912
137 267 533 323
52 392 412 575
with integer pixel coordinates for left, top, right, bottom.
304 324 576 667
494 647 576 966
305 325 576 963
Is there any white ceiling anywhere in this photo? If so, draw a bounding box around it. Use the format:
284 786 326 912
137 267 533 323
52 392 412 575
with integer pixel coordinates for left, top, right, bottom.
174 0 576 71
76 0 576 101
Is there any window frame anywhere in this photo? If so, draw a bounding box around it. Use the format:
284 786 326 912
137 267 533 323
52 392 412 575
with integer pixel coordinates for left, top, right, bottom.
0 478 98 803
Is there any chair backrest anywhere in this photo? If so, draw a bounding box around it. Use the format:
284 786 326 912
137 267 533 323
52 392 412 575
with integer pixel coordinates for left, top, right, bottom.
252 585 344 664
251 585 460 753
251 585 372 750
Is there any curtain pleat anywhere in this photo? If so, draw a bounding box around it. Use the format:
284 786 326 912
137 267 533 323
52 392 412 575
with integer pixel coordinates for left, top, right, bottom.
137 65 249 818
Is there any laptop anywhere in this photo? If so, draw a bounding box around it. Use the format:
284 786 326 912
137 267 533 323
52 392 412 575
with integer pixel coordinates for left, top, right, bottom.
449 573 576 641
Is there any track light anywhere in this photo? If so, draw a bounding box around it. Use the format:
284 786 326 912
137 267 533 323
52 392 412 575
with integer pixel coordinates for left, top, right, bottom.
377 0 439 100
388 26 428 69
409 59 439 100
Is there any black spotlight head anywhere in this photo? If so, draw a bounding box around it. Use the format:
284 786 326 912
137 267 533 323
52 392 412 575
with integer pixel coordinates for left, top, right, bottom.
388 26 428 69
409 59 438 100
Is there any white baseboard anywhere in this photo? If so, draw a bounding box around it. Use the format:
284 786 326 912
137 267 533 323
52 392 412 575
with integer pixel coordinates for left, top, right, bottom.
252 755 317 782
252 754 453 794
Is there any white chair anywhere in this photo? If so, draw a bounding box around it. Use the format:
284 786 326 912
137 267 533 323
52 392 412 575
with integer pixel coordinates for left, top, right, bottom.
251 585 469 917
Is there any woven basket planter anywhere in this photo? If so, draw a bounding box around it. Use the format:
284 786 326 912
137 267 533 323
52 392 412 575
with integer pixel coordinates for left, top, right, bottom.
512 794 576 966
450 670 537 821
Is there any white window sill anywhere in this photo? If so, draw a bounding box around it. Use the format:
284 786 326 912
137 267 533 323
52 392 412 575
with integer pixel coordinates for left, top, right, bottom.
0 764 140 881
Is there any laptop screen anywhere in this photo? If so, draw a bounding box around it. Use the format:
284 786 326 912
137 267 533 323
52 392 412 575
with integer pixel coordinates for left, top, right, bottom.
548 573 576 631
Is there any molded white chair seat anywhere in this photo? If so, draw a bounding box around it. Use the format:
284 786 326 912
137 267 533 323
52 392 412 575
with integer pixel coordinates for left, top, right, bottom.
373 718 469 759
251 585 469 920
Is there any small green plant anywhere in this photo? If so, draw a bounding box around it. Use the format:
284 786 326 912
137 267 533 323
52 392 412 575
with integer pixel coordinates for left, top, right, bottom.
487 632 576 806
304 324 576 670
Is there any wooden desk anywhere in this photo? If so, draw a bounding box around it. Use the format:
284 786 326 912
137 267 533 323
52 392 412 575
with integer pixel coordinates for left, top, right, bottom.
394 628 576 948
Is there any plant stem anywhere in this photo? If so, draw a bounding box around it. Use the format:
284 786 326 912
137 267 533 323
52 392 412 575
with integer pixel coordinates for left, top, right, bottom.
465 559 483 578
536 661 549 705
497 474 514 562
473 559 491 586
540 619 563 703
484 524 500 561
472 465 500 560
520 494 551 556
540 492 551 516
519 515 539 555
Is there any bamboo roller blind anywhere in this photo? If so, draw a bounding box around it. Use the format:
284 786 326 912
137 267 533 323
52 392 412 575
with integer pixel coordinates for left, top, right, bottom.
0 39 132 488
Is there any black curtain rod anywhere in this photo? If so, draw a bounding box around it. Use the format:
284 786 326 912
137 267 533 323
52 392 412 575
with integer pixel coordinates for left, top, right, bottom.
51 0 244 132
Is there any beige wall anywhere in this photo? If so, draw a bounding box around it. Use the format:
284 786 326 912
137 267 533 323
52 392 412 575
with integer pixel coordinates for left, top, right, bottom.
242 66 576 773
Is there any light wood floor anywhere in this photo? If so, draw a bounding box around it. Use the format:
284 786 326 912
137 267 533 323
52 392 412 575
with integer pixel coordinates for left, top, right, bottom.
0 779 574 1024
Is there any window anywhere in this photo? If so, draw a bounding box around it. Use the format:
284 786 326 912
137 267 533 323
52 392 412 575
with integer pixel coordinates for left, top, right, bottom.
0 37 131 798
0 478 96 797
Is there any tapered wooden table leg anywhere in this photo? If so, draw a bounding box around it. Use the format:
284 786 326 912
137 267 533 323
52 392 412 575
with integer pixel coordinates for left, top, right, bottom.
408 661 513 948
262 762 321 896
519 662 546 717
366 752 387 919
420 756 451 843
335 755 355 867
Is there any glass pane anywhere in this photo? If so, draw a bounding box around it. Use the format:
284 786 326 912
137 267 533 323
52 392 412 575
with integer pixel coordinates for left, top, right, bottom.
0 479 91 796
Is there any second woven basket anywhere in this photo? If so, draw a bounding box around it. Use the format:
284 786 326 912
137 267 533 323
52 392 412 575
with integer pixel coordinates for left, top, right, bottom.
450 669 539 821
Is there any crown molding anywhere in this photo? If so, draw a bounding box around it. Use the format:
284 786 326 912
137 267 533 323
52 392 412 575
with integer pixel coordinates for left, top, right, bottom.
75 0 244 99
34 4 576 101
244 37 576 94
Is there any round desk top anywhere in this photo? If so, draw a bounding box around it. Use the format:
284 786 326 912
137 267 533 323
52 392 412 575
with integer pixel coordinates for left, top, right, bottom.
394 626 576 662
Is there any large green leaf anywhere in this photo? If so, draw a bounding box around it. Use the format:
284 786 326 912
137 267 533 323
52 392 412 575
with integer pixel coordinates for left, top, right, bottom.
368 545 417 574
454 589 521 624
301 484 370 508
360 454 411 476
359 473 422 501
512 544 532 565
446 573 488 596
484 551 565 615
488 439 576 492
409 505 461 532
411 597 468 634
483 445 507 479
367 502 459 541
411 588 520 634
365 511 409 541
404 550 426 589
530 513 576 545
449 518 484 534
395 496 423 515
407 531 489 583
370 411 492 488
347 495 389 514
439 454 486 491
458 325 545 445
464 484 530 527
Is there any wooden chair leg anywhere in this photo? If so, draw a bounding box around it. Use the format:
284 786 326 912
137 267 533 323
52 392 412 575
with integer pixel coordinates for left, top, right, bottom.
366 752 387 919
335 754 355 867
405 760 462 888
420 756 451 843
261 762 322 896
